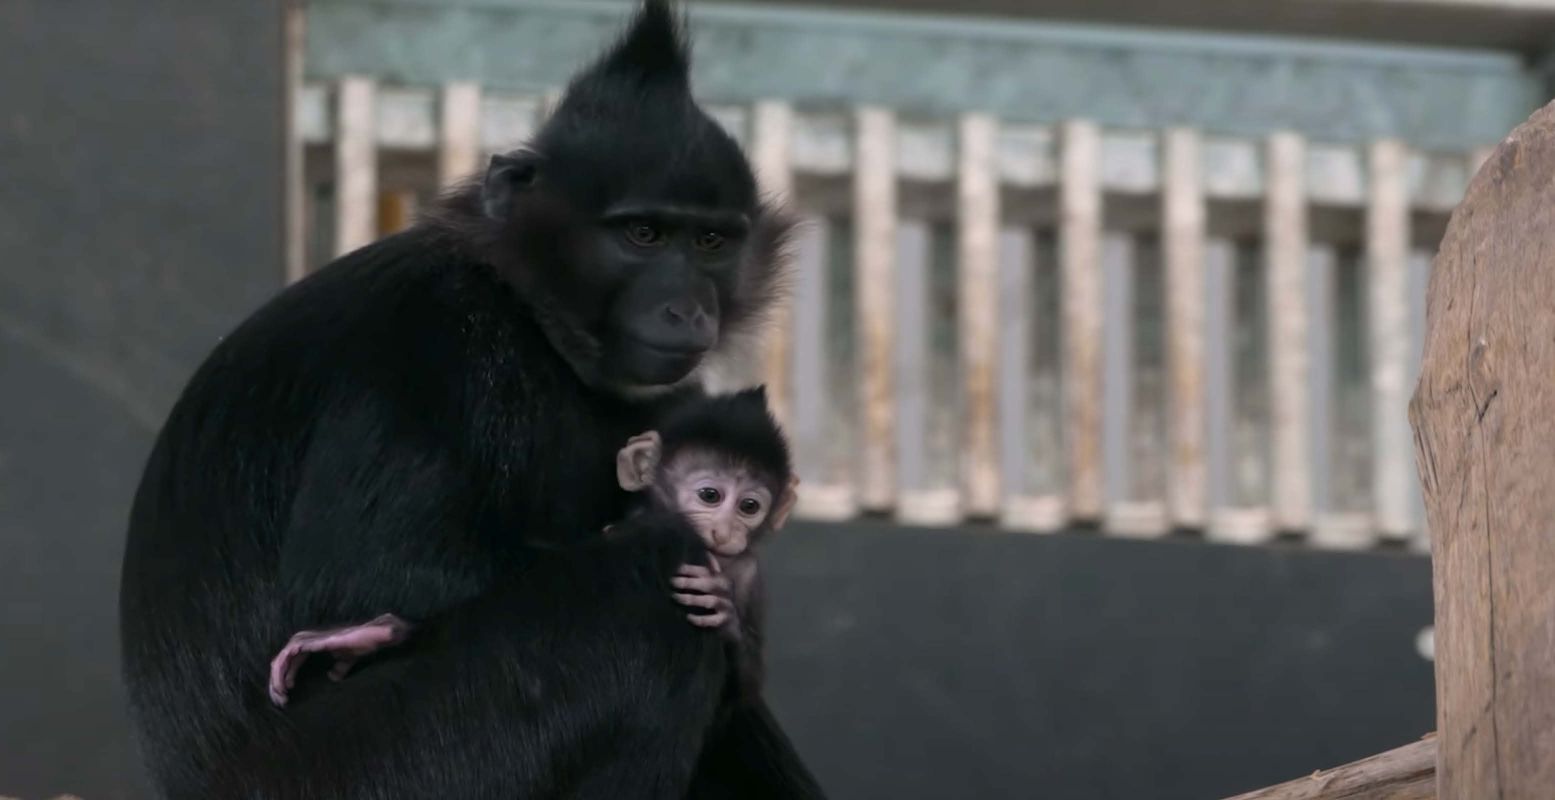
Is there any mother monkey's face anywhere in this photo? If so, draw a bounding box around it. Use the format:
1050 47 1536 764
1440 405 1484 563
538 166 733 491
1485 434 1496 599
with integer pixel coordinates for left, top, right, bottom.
473 2 794 394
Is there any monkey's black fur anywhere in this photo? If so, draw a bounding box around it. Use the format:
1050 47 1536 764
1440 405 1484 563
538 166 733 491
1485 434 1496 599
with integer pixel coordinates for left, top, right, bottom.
118 1 821 797
658 386 792 484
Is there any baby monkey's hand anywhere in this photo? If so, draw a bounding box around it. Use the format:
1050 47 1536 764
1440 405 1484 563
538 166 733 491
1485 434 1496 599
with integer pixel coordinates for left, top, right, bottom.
671 561 739 638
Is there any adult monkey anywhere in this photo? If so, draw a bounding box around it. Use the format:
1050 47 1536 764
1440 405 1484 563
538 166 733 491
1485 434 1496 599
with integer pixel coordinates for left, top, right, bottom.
118 2 824 798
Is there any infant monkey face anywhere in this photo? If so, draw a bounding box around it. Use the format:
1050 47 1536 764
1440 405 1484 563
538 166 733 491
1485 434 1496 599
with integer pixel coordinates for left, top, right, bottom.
671 462 774 557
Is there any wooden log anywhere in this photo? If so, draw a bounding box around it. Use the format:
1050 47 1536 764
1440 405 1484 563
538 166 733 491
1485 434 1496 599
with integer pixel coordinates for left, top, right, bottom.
1412 100 1555 799
854 106 898 512
751 100 796 425
1265 131 1311 531
1162 128 1208 528
1221 736 1436 800
332 76 377 257
1368 139 1413 541
958 113 1000 517
437 82 482 188
1061 120 1104 520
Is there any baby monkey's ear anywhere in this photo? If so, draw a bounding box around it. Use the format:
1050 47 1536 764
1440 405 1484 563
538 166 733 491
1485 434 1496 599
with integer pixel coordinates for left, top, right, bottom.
769 474 801 533
616 431 662 491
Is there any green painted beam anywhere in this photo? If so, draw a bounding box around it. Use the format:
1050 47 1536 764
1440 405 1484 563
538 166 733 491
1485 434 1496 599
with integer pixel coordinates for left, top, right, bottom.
305 0 1545 150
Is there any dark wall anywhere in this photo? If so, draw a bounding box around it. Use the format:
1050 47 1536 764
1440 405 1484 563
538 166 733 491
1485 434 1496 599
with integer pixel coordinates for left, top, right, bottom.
0 2 285 797
763 522 1435 800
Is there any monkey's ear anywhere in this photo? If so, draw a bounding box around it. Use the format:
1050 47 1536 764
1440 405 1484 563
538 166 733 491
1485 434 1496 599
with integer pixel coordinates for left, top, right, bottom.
769 474 800 533
481 152 541 221
617 431 662 491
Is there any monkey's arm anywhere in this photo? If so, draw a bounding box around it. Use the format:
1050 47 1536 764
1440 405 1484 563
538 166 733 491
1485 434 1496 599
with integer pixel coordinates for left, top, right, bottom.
726 555 765 697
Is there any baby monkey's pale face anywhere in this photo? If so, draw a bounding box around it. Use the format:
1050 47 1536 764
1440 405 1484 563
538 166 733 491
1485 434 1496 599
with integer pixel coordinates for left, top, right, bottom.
616 431 793 558
658 451 775 557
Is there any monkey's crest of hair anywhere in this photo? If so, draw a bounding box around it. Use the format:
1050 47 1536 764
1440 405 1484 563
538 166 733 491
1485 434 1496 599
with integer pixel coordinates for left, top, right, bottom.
578 0 689 90
658 386 792 482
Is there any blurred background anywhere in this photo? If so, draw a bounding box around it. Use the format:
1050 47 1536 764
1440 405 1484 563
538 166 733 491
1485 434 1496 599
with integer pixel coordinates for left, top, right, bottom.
4 0 1552 797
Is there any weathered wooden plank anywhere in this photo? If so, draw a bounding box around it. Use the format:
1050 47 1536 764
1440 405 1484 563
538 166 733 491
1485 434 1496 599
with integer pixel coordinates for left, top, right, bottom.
1061 120 1104 520
437 82 482 187
1221 736 1436 800
1412 100 1555 800
1265 132 1311 531
1368 139 1413 541
958 114 1000 517
332 76 377 256
1408 245 1433 546
284 7 306 283
750 101 796 425
854 107 898 512
1162 128 1208 528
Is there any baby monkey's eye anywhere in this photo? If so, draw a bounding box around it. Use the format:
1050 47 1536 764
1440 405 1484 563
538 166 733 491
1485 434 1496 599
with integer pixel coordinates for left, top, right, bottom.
738 498 762 515
693 230 726 251
696 487 723 505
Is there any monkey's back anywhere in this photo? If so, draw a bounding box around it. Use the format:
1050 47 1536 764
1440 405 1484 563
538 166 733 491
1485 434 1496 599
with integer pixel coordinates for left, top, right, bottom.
116 225 653 795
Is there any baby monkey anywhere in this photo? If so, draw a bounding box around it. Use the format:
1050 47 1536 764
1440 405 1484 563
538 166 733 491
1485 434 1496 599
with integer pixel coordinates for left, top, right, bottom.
614 386 797 696
267 387 796 706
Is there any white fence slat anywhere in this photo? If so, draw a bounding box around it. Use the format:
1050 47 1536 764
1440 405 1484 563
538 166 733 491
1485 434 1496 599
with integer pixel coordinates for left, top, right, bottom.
333 77 377 257
854 107 899 512
958 114 1001 517
1060 120 1104 520
1265 132 1312 532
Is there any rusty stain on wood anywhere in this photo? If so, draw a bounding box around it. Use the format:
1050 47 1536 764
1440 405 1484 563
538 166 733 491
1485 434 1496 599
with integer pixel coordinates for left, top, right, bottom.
1221 736 1436 799
854 106 898 511
1061 119 1103 520
1412 99 1555 800
958 113 1000 517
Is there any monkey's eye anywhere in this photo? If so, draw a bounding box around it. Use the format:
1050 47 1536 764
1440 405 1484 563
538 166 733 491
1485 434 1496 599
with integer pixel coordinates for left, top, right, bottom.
624 222 665 247
693 231 726 252
696 487 723 505
738 498 762 515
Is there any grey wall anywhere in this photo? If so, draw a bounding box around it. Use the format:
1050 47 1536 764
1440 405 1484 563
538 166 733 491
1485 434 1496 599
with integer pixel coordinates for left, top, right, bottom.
764 522 1434 800
0 2 286 797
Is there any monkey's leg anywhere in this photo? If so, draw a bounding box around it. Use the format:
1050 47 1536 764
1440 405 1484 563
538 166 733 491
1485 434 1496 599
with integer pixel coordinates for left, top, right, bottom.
267 612 413 706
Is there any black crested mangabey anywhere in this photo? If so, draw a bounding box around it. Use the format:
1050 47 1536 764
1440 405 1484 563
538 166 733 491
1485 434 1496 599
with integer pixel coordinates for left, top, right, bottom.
266 387 797 706
117 1 825 797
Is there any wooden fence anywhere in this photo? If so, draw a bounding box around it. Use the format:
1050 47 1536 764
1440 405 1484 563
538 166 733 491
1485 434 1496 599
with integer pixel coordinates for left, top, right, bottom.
294 78 1492 550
